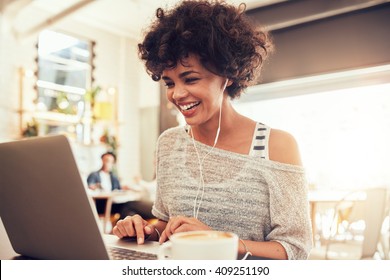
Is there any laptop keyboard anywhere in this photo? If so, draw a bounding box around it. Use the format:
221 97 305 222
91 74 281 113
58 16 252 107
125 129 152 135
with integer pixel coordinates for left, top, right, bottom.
108 246 157 260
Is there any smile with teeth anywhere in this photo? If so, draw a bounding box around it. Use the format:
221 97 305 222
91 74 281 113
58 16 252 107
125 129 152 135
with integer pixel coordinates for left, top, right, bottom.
179 101 200 111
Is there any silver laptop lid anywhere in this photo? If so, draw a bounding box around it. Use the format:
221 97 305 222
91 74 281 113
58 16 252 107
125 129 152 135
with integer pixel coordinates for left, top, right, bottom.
0 135 109 259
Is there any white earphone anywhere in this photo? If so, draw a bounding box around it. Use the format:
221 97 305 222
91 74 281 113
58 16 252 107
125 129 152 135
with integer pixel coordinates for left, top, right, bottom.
191 78 228 218
213 79 228 145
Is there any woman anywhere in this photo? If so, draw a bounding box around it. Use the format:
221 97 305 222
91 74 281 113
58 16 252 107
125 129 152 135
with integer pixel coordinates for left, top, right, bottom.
113 0 312 260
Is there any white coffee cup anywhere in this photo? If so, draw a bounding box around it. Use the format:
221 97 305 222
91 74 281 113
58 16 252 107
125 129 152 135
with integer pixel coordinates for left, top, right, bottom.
158 230 238 260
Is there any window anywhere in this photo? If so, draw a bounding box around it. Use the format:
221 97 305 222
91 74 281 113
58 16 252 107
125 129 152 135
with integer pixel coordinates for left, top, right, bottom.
34 30 94 140
234 67 390 190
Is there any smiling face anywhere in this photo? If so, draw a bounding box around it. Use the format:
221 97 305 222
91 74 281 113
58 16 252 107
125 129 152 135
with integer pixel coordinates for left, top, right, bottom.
162 55 228 129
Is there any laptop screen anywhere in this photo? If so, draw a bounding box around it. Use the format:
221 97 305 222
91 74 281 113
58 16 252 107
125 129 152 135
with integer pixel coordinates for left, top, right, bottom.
0 135 110 259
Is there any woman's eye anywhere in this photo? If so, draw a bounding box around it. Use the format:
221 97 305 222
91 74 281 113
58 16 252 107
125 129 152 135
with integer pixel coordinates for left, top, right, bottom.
164 82 174 88
185 78 199 84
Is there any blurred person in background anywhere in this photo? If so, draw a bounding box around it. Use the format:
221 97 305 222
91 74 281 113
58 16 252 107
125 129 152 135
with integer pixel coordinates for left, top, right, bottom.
87 152 155 220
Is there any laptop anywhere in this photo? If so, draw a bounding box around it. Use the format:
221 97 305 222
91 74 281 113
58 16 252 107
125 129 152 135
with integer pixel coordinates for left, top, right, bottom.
0 135 159 260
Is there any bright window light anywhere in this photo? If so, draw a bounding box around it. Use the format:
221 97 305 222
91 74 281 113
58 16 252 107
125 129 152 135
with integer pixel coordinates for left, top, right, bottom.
38 30 78 56
234 83 390 190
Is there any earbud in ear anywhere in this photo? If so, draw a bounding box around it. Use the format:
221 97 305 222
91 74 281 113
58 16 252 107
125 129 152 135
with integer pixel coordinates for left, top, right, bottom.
224 79 229 89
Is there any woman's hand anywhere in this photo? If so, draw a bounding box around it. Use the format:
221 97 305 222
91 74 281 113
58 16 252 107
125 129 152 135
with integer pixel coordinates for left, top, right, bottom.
112 214 155 244
159 215 211 243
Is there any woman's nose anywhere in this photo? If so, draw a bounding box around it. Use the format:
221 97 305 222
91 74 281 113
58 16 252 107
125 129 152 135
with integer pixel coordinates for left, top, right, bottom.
172 85 188 100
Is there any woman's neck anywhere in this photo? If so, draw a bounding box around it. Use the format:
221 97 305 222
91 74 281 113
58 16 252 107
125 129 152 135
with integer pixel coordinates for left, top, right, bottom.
191 100 241 146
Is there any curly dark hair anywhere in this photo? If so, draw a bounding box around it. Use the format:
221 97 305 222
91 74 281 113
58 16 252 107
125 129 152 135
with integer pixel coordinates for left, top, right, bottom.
138 0 272 99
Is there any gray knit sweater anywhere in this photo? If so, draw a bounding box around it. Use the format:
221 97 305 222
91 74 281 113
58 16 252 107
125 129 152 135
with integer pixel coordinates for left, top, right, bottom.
152 126 312 259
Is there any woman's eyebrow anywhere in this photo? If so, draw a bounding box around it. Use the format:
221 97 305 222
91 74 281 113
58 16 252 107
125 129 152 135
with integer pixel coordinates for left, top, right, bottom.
178 71 199 78
162 70 200 81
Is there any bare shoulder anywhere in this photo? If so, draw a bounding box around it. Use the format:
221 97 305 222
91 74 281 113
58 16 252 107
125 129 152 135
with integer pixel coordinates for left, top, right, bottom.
269 128 302 166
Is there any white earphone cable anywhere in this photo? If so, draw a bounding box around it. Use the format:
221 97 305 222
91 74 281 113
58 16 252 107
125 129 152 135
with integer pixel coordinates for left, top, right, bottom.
191 79 227 218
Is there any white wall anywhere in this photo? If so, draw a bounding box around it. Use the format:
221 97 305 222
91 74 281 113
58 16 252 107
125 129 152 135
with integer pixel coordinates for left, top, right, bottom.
0 14 37 141
124 41 160 182
136 46 160 181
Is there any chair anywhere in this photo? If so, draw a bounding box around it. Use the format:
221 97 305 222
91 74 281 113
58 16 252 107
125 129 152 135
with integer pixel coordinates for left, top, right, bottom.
309 187 388 260
92 195 120 233
379 190 390 259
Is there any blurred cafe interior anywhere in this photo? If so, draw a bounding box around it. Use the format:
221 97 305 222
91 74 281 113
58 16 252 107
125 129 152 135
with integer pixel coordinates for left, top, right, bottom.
1 0 390 260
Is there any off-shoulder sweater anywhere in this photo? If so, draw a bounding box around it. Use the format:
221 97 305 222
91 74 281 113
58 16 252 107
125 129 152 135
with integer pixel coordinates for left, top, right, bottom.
152 126 312 259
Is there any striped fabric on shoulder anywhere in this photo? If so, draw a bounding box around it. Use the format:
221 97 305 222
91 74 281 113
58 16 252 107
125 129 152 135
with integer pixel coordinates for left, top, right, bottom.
249 122 270 159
